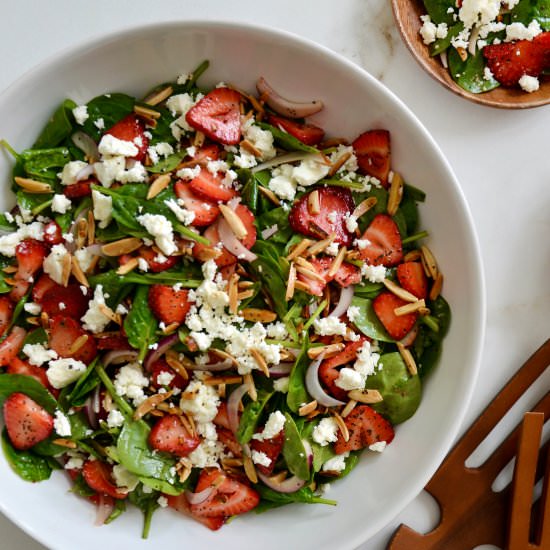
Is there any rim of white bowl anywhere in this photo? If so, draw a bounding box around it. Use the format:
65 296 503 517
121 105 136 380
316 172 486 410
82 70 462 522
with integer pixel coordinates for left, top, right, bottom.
0 19 486 550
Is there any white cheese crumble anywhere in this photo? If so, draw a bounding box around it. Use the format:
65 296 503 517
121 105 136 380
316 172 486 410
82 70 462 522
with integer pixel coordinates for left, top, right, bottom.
51 194 72 214
253 411 286 441
273 376 290 393
361 264 386 283
0 221 45 257
346 305 361 323
58 160 88 185
98 134 139 157
53 410 72 437
313 316 348 337
112 464 139 492
23 343 58 366
322 451 349 472
518 74 540 93
180 378 220 424
136 213 177 256
43 244 70 285
81 284 111 333
92 189 113 229
251 450 272 467
72 105 89 125
23 302 41 316
164 198 195 226
113 363 149 405
106 409 125 429
312 417 339 446
47 358 87 389
369 441 387 453
147 142 174 164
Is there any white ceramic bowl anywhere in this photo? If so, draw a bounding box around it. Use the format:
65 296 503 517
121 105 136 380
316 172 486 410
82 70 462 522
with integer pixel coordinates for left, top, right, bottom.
0 21 485 550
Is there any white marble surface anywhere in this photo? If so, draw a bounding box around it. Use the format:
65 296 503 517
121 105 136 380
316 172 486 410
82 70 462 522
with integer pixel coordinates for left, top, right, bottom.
1 0 549 548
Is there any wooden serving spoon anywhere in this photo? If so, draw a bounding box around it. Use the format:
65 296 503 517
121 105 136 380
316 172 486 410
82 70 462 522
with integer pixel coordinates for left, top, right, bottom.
391 0 550 109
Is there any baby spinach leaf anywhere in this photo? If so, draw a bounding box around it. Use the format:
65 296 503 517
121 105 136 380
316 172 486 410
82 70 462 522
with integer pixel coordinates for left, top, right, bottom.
282 413 310 480
105 499 127 525
302 420 336 472
286 339 311 413
0 256 14 294
349 296 393 342
0 374 58 413
33 99 77 148
82 93 135 140
237 389 274 444
146 150 186 174
429 22 464 56
1 429 53 482
124 285 158 361
67 359 101 407
422 0 456 24
448 47 500 94
254 484 336 509
257 122 318 153
23 327 48 346
353 281 384 299
367 352 422 425
20 147 71 182
511 0 550 30
129 484 160 539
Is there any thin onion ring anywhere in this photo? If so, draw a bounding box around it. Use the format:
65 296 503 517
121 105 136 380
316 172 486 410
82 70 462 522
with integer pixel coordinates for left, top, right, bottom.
305 356 346 408
218 218 257 262
329 285 355 319
227 383 249 434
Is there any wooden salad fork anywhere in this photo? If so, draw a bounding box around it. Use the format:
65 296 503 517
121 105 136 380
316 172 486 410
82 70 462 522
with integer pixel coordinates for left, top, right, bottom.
387 338 550 550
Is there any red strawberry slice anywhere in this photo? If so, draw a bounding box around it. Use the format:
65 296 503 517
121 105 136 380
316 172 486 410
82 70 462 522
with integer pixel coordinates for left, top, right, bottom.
32 274 57 303
249 431 285 475
150 358 188 391
0 327 27 367
43 221 63 246
296 256 361 296
190 468 260 518
167 493 225 531
189 144 221 164
217 427 243 458
104 114 149 161
189 168 237 203
352 129 391 187
48 316 97 363
63 180 92 199
138 247 179 273
148 415 200 458
185 88 242 145
10 239 48 302
148 285 192 326
40 282 90 319
213 402 233 431
359 214 403 267
95 334 132 351
174 181 221 226
0 296 14 338
266 113 325 145
82 460 127 499
318 338 367 401
334 404 394 454
7 357 50 389
397 261 428 300
483 32 550 87
289 187 355 246
3 392 54 450
372 291 417 340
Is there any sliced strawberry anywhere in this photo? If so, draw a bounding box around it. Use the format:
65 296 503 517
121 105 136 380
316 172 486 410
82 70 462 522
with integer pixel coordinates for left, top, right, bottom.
318 338 367 401
289 187 355 246
48 316 97 363
188 168 237 202
138 247 178 273
266 113 325 146
217 427 243 458
334 262 361 287
166 493 225 531
148 285 192 326
352 129 391 186
10 239 48 302
82 460 127 499
483 32 550 87
213 402 232 430
188 143 221 164
150 358 188 391
185 88 242 145
104 114 148 161
0 296 14 338
63 180 92 199
397 261 428 300
231 204 257 250
174 181 221 226
296 256 361 297
249 431 285 475
40 282 90 319
372 291 417 340
148 415 200 458
7 357 49 389
95 334 132 351
0 326 27 367
43 221 63 246
359 214 403 267
3 392 54 450
190 468 260 518
334 404 394 454
32 274 57 303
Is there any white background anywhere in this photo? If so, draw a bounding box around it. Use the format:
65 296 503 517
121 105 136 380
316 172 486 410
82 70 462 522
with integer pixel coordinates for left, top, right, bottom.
1 1 549 548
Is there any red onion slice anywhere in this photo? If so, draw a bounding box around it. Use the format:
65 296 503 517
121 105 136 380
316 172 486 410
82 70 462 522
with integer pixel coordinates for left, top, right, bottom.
218 218 257 262
330 285 355 319
143 333 180 372
227 383 249 435
94 494 114 526
257 471 307 493
72 131 99 162
305 356 346 408
256 77 324 119
102 349 139 367
251 151 310 174
268 362 293 377
302 439 314 468
75 164 95 181
184 474 223 505
192 358 233 372
261 224 278 240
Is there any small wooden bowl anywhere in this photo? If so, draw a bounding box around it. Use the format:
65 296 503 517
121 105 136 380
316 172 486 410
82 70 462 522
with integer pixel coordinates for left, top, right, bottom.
391 0 550 109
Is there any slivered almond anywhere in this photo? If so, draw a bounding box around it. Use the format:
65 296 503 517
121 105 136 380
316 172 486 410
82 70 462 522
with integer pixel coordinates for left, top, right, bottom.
345 250 361 261
101 237 143 256
236 289 255 301
352 196 377 219
40 311 49 329
286 238 313 261
294 256 317 271
99 303 121 325
420 245 439 279
285 263 297 301
240 308 277 323
165 350 192 379
250 348 270 377
293 280 311 293
209 348 239 367
328 150 352 177
52 438 77 449
404 250 422 262
333 411 349 442
87 211 95 245
162 322 180 334
14 177 52 194
2 265 17 274
193 131 205 148
219 204 248 239
299 400 318 416
156 403 183 415
341 399 358 418
237 280 254 289
217 383 226 398
27 317 40 326
328 246 347 277
394 299 426 316
382 278 418 303
240 139 262 157
306 233 336 256
144 85 173 106
76 218 88 249
71 255 89 287
397 342 418 376
429 272 444 301
133 390 173 420
61 253 72 287
3 277 15 286
175 457 193 483
147 174 171 199
244 372 257 401
228 273 240 314
295 264 325 283
116 257 139 275
68 334 89 356
308 189 321 215
222 457 244 468
456 46 468 61
203 375 243 386
243 454 258 484
179 412 196 437
134 104 161 119
258 185 281 206
348 389 384 404
387 171 404 216
270 470 289 484
307 343 345 359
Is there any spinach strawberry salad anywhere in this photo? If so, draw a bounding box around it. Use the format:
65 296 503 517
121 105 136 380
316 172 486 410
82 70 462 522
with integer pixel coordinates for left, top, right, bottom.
0 61 450 536
419 0 550 93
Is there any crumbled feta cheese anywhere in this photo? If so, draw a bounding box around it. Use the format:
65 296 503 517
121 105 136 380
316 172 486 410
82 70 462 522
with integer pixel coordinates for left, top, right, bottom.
106 409 125 429
322 451 349 472
74 247 95 273
147 142 174 164
369 441 387 452
251 450 272 467
51 194 72 214
165 198 195 225
94 118 105 130
241 120 277 161
325 241 340 256
313 316 348 337
312 417 339 446
335 367 364 391
64 451 85 470
344 213 358 233
157 496 169 508
156 371 175 386
59 160 88 185
459 0 500 30
92 189 113 229
98 134 139 157
93 156 126 188
47 358 87 389
0 221 45 257
118 161 148 184
269 164 297 201
253 411 286 441
266 321 288 340
180 378 220 424
292 156 330 187
112 464 139 492
23 343 58 366
361 263 386 283
23 302 41 315
81 284 111 333
53 410 72 437
176 165 201 180
113 363 149 405
43 244 70 284
137 257 149 271
115 303 128 316
519 74 540 93
72 105 89 125
273 376 290 393
505 20 542 42
419 15 438 45
346 305 361 323
136 213 177 255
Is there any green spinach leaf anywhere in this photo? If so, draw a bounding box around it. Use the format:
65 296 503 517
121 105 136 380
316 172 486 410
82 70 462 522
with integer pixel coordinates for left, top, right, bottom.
123 285 158 360
1 430 53 482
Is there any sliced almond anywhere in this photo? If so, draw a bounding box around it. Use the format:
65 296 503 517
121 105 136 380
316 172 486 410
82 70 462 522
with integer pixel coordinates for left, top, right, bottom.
404 250 422 262
250 348 270 377
240 139 263 157
341 399 358 418
116 257 139 275
258 185 281 206
382 278 418 303
243 454 258 484
348 389 384 404
293 280 311 293
328 246 347 278
286 238 314 261
307 343 345 359
328 150 352 177
209 348 239 367
144 85 173 106
68 334 89 356
429 272 444 301
333 411 349 442
306 233 336 256
237 289 255 301
386 171 404 216
239 308 277 323
147 174 171 199
285 262 297 301
394 299 426 316
133 390 174 420
52 438 77 449
2 265 17 274
101 237 143 256
244 372 257 402
298 400 318 416
202 375 244 386
228 272 240 315
87 211 96 245
193 131 205 148
134 104 161 120
219 204 248 239
14 176 52 194
161 322 180 334
456 46 468 61
98 303 121 325
396 342 418 376
420 245 439 280
61 253 72 287
295 264 325 283
71 255 89 288
352 197 378 220
307 189 321 215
